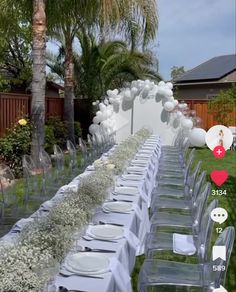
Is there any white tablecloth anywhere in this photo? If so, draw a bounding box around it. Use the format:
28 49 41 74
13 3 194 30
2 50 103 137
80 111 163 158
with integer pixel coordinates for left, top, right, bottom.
1 135 161 292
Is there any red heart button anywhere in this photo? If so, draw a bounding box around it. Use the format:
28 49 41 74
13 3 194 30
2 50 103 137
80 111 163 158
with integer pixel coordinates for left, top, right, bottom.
210 170 228 186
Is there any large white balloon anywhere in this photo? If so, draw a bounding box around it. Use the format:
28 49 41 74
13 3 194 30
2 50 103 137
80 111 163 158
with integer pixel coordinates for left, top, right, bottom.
164 101 175 112
181 118 193 130
166 82 173 89
89 124 100 135
188 128 206 147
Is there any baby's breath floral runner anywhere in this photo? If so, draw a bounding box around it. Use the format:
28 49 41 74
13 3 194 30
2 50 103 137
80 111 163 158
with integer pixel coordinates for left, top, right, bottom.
0 128 151 292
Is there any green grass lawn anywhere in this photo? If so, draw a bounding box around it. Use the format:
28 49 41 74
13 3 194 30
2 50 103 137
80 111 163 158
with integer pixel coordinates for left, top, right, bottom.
131 147 236 291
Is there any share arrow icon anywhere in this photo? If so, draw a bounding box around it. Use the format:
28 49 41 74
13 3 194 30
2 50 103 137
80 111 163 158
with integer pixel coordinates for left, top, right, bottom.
213 285 227 292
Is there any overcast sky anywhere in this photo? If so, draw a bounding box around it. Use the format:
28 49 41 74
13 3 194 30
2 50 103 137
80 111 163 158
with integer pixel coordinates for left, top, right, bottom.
156 0 236 80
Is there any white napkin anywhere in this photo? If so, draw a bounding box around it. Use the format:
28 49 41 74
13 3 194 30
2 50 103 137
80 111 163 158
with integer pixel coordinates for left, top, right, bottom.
110 258 132 292
173 233 196 255
40 200 54 211
11 218 34 232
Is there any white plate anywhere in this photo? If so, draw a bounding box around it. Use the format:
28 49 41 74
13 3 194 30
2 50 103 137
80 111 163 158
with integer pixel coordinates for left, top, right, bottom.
122 174 144 181
114 186 139 195
88 225 124 240
65 253 110 273
126 166 146 174
103 201 133 213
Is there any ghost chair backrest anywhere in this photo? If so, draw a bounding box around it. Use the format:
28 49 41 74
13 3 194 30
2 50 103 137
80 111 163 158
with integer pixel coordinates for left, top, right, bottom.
192 182 211 235
53 144 65 171
196 199 218 262
0 164 16 205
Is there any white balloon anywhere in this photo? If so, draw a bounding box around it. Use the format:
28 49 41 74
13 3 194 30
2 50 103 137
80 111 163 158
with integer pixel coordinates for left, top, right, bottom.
166 82 173 89
181 118 193 130
158 81 165 87
104 99 109 105
123 89 132 101
176 111 183 118
164 101 175 112
109 97 115 104
89 124 100 135
173 100 179 106
93 116 99 124
99 103 106 112
168 96 174 101
188 128 206 147
131 87 138 98
92 101 96 106
141 85 150 98
165 88 173 98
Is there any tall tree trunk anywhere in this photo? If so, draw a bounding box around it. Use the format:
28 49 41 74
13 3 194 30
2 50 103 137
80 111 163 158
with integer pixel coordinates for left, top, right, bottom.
64 36 75 144
31 0 46 166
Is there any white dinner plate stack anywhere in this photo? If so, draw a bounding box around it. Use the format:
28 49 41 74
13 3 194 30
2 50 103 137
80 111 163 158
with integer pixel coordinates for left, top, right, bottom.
64 253 110 275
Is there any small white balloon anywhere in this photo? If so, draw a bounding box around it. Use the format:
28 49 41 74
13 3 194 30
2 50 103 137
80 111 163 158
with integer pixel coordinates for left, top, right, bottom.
164 101 175 112
92 101 96 106
89 124 100 135
93 116 99 124
181 118 193 130
188 128 206 147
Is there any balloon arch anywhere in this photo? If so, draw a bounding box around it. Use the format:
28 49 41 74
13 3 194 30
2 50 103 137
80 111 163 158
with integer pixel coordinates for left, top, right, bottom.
89 80 206 147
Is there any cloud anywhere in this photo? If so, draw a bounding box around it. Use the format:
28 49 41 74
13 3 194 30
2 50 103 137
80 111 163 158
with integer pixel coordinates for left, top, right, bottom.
157 0 236 80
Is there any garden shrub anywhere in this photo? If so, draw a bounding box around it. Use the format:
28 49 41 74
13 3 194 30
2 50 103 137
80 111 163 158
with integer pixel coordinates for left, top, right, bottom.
0 119 31 177
0 116 82 177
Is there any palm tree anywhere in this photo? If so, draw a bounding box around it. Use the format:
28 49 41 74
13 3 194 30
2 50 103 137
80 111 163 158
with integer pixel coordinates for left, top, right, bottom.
31 0 46 163
50 0 158 142
47 33 161 101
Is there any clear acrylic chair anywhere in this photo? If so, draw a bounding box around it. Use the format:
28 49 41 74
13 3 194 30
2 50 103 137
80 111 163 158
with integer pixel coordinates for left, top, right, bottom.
150 183 211 234
22 154 45 205
151 170 207 214
53 144 68 185
139 226 235 292
87 134 96 162
39 149 58 197
0 164 19 230
152 152 198 201
66 140 79 178
78 137 89 171
145 200 218 262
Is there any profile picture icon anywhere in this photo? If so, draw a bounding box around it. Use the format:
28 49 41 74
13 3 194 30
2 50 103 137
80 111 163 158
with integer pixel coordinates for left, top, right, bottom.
205 125 233 150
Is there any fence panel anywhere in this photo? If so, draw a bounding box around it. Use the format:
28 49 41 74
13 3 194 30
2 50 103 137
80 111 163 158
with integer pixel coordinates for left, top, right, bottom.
0 93 64 137
0 93 30 136
1 93 236 138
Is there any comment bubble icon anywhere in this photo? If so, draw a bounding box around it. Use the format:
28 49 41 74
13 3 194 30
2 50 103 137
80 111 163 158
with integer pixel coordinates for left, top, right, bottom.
210 208 228 224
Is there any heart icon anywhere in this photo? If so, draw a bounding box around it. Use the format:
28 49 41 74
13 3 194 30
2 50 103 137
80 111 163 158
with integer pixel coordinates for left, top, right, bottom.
210 170 229 186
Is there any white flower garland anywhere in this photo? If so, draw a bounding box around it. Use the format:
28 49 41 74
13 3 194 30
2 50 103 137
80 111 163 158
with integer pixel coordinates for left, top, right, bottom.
0 128 151 291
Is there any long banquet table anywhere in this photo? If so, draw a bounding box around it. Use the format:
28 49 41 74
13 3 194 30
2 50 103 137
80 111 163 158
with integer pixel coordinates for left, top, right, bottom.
0 135 161 292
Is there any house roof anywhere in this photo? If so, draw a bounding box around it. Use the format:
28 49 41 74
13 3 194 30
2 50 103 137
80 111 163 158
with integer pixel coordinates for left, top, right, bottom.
175 54 236 83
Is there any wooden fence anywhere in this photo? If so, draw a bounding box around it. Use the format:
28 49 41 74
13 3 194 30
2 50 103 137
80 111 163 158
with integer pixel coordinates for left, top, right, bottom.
0 93 64 137
0 93 236 137
186 100 236 129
